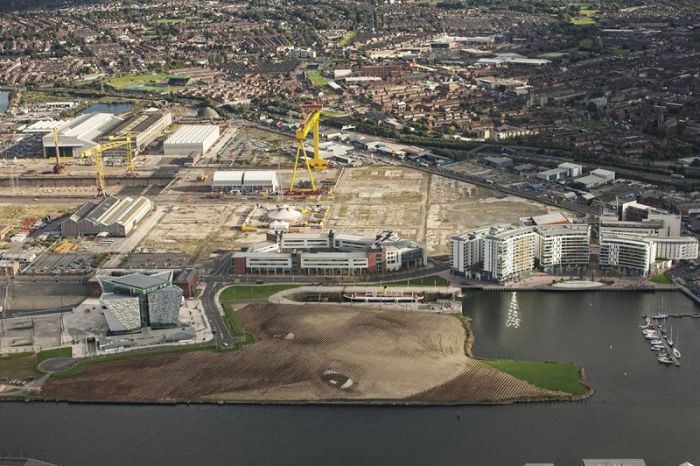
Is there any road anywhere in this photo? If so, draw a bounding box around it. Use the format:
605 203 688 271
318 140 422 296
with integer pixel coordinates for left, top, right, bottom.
201 279 232 347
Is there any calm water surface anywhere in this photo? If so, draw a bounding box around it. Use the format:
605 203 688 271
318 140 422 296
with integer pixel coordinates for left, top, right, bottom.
0 90 10 113
79 102 132 115
0 291 698 465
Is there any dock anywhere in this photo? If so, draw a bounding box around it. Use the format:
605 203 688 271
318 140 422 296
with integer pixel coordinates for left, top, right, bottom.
648 318 680 367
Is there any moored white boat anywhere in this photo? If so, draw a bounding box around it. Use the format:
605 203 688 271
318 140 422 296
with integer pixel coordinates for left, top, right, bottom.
658 355 673 364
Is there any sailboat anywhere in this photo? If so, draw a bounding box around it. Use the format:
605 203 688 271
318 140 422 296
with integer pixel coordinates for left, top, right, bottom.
673 330 681 359
667 324 673 346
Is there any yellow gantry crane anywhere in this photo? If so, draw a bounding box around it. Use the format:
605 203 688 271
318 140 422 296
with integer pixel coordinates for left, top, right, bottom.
289 103 328 193
79 135 136 196
52 128 65 174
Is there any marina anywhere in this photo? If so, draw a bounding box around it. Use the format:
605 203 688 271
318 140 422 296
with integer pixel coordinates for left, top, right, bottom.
640 315 681 366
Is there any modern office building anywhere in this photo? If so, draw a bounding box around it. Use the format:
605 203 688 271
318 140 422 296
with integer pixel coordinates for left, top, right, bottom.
98 272 183 334
211 170 279 194
233 230 426 276
42 112 123 158
61 195 152 237
163 124 219 156
536 224 591 273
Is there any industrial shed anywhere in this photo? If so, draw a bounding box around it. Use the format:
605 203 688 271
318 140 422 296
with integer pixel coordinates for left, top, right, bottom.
61 196 152 237
163 124 219 156
212 170 279 193
42 112 123 158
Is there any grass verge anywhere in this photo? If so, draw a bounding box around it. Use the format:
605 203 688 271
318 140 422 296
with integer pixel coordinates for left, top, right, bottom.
0 352 40 380
219 284 299 302
651 272 673 284
37 347 72 365
338 31 356 47
483 359 588 395
307 70 328 87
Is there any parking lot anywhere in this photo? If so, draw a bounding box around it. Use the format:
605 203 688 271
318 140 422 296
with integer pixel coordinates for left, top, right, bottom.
24 253 97 275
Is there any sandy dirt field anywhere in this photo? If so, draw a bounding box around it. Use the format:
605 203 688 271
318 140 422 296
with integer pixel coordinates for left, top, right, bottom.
42 304 561 403
326 167 556 255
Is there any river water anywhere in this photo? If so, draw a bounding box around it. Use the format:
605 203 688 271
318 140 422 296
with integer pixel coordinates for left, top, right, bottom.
79 102 132 115
0 291 698 465
0 90 10 113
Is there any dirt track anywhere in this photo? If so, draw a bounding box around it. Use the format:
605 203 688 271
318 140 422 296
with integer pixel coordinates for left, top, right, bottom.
43 304 564 403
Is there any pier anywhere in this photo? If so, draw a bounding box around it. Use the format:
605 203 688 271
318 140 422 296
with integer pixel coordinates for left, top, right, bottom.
648 318 680 367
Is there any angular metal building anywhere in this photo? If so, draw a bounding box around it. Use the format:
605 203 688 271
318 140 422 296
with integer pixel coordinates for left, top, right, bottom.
98 272 183 334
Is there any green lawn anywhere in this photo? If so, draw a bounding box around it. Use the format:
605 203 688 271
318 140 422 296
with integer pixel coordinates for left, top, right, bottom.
154 18 186 25
651 272 673 284
219 284 299 302
108 73 172 90
0 352 40 380
580 120 603 129
338 31 356 47
37 347 72 364
307 71 328 87
483 359 588 395
613 48 631 56
385 275 450 287
570 16 597 26
578 38 593 49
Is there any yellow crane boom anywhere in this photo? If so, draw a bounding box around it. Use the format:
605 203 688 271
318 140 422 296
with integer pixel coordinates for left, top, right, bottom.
52 128 65 174
289 104 328 193
78 135 135 196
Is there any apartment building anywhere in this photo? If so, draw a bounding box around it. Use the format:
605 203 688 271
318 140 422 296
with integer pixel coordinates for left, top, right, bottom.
599 234 657 276
536 224 591 273
452 222 590 282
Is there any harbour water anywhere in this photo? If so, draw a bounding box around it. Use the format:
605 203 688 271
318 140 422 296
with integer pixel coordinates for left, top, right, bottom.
79 102 132 115
1 291 699 465
0 90 10 113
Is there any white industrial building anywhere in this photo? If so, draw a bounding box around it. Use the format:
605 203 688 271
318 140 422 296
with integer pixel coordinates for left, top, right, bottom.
537 167 569 182
42 112 123 158
163 124 219 156
61 195 152 237
575 168 616 189
558 162 583 178
211 170 279 194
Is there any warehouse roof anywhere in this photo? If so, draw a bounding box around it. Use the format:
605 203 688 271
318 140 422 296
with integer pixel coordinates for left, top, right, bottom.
68 196 152 227
41 113 123 149
165 124 219 144
104 111 170 139
243 171 277 182
212 171 244 185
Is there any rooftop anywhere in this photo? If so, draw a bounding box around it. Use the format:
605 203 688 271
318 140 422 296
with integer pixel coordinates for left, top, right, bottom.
109 272 171 290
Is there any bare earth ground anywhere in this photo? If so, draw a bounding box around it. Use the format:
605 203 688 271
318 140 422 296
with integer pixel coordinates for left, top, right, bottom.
42 304 562 403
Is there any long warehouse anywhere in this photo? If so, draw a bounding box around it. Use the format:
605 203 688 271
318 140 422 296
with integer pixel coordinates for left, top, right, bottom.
61 195 153 237
212 170 279 194
163 124 220 156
